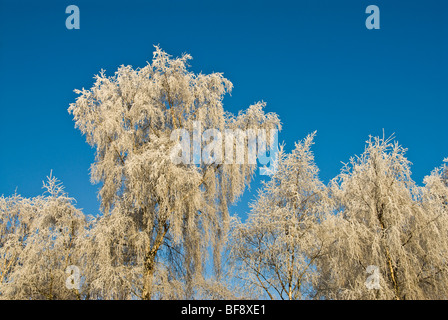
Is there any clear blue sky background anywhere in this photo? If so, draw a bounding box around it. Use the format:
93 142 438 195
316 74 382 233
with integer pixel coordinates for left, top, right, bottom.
0 0 447 218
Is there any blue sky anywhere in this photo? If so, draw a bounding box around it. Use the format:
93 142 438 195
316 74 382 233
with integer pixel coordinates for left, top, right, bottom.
0 0 447 217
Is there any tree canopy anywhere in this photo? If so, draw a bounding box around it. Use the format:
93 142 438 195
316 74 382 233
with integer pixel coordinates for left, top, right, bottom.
1 48 447 300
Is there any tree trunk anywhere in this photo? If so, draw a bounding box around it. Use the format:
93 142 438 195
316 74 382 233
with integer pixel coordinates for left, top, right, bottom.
142 221 168 300
376 207 400 300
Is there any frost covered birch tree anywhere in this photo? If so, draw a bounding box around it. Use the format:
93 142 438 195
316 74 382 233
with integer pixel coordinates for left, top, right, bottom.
68 46 281 299
231 132 330 299
318 136 448 300
0 174 88 300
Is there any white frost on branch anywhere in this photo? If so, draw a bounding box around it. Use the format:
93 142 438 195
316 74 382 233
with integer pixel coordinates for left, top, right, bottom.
230 132 330 300
0 173 89 299
68 46 281 299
